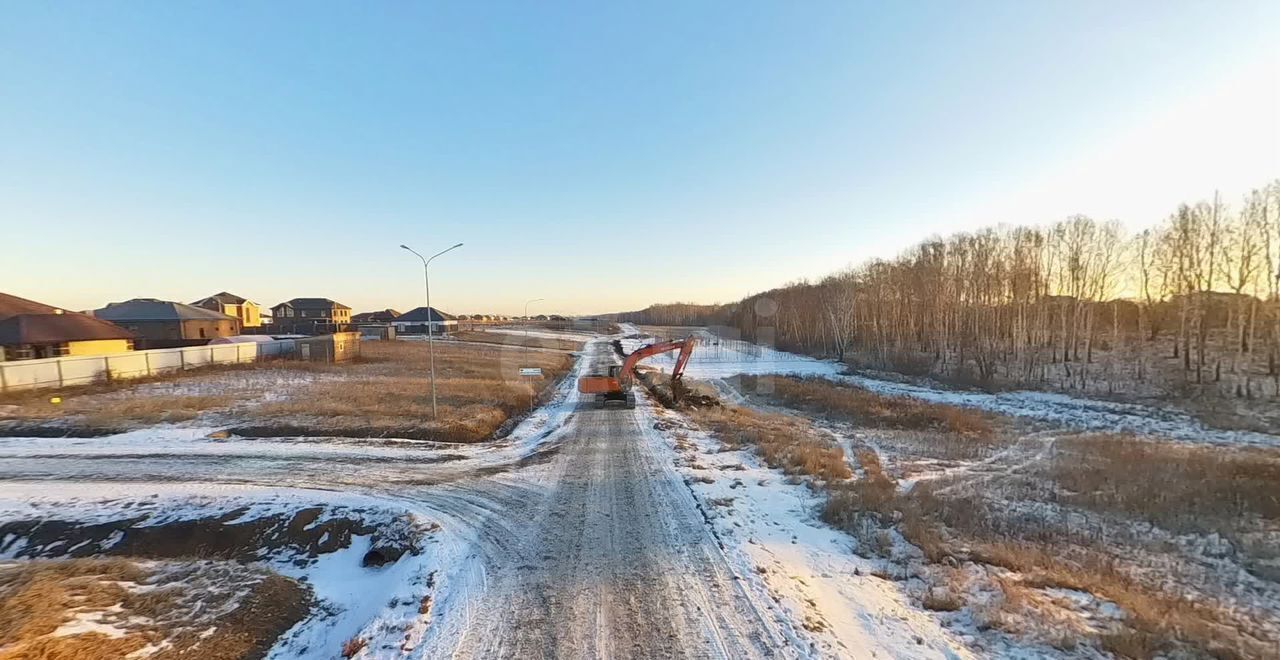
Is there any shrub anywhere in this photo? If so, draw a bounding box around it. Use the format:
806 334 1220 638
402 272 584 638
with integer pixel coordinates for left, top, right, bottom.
342 636 368 658
1049 434 1280 535
738 375 994 438
690 406 851 482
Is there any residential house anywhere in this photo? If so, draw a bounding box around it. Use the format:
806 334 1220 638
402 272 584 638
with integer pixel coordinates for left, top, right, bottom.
352 309 401 324
0 292 135 361
93 298 240 348
191 292 263 328
270 298 352 335
391 307 457 335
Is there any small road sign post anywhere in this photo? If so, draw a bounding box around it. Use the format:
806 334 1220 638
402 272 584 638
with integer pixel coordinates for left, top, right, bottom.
520 367 543 408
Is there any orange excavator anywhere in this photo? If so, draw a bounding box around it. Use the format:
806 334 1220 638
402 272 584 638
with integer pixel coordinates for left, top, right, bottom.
577 336 697 409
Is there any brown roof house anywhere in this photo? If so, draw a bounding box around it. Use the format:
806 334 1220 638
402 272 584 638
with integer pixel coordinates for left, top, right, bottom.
270 298 351 335
93 298 240 348
191 292 262 328
352 309 401 324
0 292 135 361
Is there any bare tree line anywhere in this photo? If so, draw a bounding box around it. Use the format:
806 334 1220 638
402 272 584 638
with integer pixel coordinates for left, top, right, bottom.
620 181 1280 401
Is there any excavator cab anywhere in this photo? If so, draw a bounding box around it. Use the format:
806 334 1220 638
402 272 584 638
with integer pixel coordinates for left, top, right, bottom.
577 368 636 409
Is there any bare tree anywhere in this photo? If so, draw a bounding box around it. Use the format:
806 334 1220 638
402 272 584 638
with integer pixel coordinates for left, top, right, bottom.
619 181 1275 402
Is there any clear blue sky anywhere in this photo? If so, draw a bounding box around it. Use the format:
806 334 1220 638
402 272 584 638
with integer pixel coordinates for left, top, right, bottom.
2 1 1276 316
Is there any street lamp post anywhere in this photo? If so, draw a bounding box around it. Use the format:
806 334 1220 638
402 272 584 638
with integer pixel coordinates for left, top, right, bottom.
401 242 464 419
524 297 544 356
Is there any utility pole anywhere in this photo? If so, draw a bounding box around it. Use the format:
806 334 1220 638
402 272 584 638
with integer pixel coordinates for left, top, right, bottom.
401 242 463 419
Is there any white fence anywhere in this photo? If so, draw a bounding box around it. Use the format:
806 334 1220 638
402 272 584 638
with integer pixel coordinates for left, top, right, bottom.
0 340 298 393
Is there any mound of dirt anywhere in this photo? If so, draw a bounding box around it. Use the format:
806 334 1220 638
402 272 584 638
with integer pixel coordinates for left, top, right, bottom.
0 423 124 438
0 505 423 566
636 370 720 409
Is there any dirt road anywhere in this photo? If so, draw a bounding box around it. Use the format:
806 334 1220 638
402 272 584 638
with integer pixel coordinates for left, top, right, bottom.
415 339 792 658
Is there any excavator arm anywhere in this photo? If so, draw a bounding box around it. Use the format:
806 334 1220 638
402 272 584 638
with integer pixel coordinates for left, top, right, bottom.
616 336 697 389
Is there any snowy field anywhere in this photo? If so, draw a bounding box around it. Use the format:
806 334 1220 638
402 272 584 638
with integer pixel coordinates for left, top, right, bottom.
0 326 1273 658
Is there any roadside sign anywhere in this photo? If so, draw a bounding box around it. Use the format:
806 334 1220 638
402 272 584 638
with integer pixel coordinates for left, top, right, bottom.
519 367 543 377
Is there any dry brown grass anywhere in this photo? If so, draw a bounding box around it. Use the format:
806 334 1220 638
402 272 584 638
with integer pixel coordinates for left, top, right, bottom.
820 445 900 551
341 636 367 658
1048 434 1280 536
889 477 1271 658
0 558 146 655
689 405 852 482
248 340 574 442
0 357 354 431
968 538 1265 659
971 576 1095 651
739 375 994 439
921 587 965 612
0 558 310 660
817 431 1276 657
822 453 954 563
3 393 240 428
85 394 240 427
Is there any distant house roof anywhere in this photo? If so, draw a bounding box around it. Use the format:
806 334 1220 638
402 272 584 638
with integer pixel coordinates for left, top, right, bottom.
0 292 134 345
192 291 252 306
353 309 401 323
94 298 237 322
274 298 351 310
394 307 456 323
